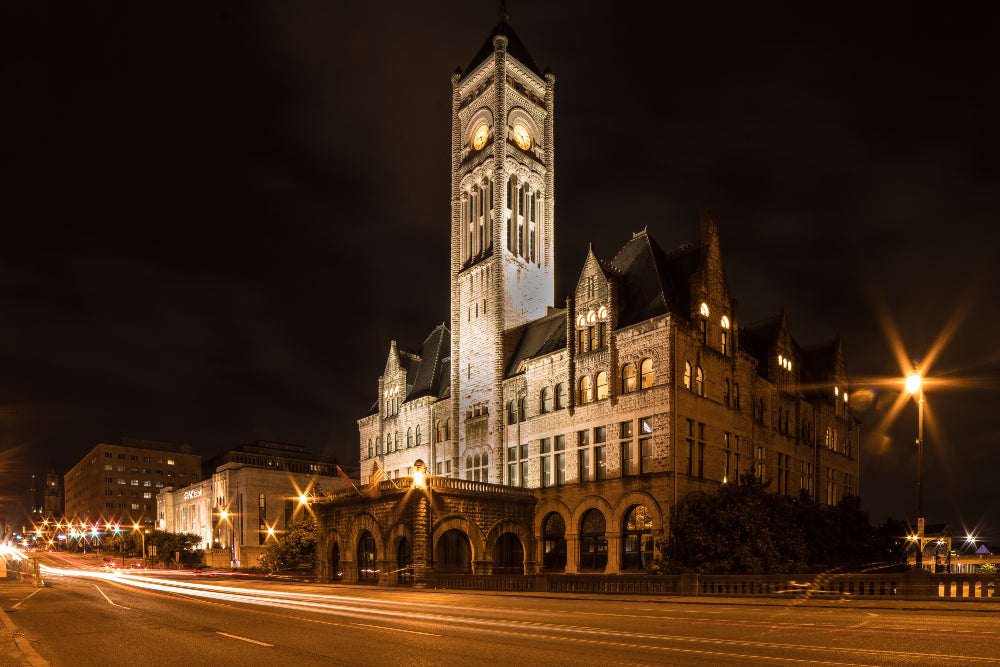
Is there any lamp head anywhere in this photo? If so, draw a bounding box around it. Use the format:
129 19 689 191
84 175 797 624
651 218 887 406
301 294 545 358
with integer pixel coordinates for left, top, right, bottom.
905 373 922 394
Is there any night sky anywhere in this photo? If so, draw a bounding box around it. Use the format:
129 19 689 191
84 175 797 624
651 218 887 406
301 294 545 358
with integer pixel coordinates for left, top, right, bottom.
3 2 998 541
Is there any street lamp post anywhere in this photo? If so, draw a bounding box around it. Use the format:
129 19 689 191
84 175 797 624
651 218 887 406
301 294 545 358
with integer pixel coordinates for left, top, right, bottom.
906 372 924 571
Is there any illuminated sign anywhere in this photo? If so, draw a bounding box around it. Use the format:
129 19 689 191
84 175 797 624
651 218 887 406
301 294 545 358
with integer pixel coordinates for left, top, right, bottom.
183 488 203 501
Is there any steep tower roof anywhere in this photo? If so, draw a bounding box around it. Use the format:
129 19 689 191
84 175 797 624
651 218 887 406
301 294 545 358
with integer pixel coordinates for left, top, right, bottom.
463 7 543 79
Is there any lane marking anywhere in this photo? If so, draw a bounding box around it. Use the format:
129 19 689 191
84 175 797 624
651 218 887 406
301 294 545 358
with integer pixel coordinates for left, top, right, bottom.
216 631 273 646
12 588 44 610
94 585 131 610
353 622 440 637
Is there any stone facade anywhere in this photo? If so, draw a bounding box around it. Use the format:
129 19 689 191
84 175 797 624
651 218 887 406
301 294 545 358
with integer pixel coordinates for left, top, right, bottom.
327 15 862 584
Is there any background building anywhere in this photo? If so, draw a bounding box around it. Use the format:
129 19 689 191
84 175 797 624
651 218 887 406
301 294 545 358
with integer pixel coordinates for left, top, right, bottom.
158 441 354 567
64 437 201 527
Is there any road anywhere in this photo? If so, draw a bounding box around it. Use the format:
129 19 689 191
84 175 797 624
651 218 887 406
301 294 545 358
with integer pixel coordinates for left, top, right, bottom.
2 554 1000 665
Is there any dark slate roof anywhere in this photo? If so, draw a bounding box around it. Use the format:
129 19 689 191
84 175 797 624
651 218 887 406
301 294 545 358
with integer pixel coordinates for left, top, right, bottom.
798 340 837 393
739 317 781 378
464 17 543 80
406 323 451 401
609 230 698 328
505 308 567 377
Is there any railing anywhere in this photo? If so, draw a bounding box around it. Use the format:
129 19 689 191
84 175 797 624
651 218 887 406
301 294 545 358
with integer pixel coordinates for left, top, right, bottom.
319 475 537 501
421 571 1000 601
2 556 43 587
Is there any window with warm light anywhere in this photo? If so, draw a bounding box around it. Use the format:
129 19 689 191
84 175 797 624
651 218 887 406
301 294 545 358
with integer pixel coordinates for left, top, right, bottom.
595 371 608 400
621 363 636 393
700 302 710 317
640 358 654 389
578 376 593 404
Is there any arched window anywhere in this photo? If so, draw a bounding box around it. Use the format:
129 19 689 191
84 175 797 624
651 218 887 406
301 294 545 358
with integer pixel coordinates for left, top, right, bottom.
465 456 473 480
358 531 378 584
480 453 489 481
519 395 528 422
542 512 567 571
578 376 593 405
540 386 553 414
395 432 401 451
622 505 654 571
733 383 740 410
579 509 608 571
595 371 608 400
507 400 517 424
683 361 692 390
415 425 421 446
555 382 567 409
406 428 413 448
695 366 704 396
640 358 654 389
473 454 481 481
443 419 450 440
367 439 372 458
494 533 524 574
386 432 393 452
621 363 636 393
724 379 731 407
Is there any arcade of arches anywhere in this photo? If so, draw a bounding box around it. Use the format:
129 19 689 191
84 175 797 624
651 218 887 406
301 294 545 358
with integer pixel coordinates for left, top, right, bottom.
313 477 665 585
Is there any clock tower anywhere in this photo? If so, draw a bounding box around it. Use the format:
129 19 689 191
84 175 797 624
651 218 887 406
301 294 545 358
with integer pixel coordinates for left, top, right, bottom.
449 14 555 482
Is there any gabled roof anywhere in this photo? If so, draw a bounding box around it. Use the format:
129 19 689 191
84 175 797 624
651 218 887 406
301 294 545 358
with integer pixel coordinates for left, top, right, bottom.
505 308 567 378
463 15 543 80
739 316 782 378
609 229 697 328
407 323 451 401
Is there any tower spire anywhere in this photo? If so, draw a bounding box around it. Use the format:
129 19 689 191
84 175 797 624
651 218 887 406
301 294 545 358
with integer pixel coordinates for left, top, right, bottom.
499 0 509 25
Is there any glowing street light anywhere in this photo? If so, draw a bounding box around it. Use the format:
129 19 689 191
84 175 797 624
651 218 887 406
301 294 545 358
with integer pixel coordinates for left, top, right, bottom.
906 370 926 571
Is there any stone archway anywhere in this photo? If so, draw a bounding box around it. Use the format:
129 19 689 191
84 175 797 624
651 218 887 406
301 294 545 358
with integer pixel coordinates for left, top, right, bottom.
436 529 472 573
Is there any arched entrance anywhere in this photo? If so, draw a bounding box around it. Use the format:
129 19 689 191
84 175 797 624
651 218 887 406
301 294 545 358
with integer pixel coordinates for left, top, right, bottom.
621 505 653 571
436 529 472 573
542 512 567 571
579 509 608 571
397 538 413 585
358 530 378 584
493 533 523 574
330 541 342 581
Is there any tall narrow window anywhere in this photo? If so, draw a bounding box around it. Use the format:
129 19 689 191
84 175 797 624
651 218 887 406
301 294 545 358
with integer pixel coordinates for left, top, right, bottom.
555 383 567 410
595 371 608 400
724 379 731 407
415 425 421 446
517 185 525 257
578 376 593 405
695 366 704 396
529 192 537 263
540 386 553 414
683 361 691 390
621 363 636 393
640 358 654 389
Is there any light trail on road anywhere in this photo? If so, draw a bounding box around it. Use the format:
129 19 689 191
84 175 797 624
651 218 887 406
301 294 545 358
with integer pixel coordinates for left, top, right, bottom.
34 560 1000 665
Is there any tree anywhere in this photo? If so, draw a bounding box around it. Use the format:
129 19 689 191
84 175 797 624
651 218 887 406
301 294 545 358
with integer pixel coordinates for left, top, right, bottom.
258 518 317 573
145 530 204 565
656 475 888 574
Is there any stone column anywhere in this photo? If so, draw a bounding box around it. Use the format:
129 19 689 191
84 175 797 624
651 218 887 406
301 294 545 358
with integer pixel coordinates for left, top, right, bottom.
412 492 429 588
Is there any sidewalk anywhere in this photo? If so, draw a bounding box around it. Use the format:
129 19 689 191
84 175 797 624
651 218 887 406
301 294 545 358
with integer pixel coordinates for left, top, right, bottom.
0 580 48 666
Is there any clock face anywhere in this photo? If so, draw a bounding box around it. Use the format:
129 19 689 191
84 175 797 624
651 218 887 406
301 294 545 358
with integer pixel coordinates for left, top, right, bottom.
472 123 489 150
512 123 531 150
